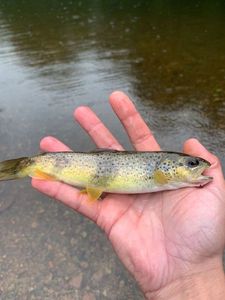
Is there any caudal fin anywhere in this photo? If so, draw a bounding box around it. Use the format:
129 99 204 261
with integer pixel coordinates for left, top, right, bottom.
0 157 32 181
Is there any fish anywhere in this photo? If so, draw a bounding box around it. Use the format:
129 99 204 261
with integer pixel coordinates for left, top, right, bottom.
0 150 212 201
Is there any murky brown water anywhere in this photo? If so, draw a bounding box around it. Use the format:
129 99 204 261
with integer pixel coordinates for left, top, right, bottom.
0 1 225 299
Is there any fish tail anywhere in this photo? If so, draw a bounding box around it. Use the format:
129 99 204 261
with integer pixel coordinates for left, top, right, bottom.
0 157 33 181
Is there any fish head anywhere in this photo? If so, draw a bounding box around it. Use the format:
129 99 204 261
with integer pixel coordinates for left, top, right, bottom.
155 154 213 187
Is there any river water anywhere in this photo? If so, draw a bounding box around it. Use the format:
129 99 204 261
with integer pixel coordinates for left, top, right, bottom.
0 1 224 299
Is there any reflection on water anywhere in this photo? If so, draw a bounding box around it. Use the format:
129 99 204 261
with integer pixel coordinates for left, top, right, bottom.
0 1 225 298
0 1 224 144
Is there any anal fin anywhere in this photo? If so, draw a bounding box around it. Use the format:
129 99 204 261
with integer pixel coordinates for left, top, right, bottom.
33 169 56 181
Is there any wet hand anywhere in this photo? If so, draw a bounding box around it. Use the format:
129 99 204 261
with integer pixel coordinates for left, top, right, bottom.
32 91 225 299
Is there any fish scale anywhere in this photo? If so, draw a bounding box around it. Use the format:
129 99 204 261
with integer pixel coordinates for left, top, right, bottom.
0 150 212 201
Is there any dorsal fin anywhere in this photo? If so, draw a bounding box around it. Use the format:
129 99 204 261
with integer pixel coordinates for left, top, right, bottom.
90 148 121 153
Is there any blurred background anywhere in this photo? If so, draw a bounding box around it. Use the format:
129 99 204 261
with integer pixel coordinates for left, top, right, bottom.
0 1 224 299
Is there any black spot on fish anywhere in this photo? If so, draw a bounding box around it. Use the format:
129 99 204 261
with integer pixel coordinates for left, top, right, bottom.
91 155 118 187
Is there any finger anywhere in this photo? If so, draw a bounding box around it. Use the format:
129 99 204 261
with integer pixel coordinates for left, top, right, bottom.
74 106 123 150
183 138 225 185
40 136 71 152
32 179 101 222
109 91 160 151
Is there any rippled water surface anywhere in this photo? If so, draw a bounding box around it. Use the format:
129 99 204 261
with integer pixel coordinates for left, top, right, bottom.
0 1 225 299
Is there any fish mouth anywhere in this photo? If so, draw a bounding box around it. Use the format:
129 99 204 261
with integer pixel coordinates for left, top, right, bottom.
190 161 213 186
190 175 213 186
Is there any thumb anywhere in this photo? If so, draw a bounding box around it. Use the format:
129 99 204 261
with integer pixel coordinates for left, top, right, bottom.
183 138 225 187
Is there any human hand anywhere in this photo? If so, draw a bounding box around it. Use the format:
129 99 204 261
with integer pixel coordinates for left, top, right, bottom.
32 92 225 299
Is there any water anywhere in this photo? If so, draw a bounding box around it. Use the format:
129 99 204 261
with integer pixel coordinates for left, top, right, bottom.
0 1 224 299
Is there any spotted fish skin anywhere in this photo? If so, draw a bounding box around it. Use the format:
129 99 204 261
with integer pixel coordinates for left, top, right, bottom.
0 150 212 198
31 151 163 193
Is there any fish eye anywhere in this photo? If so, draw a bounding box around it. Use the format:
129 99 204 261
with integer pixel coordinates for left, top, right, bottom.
187 158 200 168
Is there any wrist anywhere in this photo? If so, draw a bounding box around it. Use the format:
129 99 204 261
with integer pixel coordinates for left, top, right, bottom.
145 257 225 300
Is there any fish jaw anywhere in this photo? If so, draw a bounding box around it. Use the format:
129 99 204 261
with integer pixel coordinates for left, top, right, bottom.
188 175 213 187
143 176 213 193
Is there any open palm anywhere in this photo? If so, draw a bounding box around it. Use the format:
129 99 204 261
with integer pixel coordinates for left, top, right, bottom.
32 92 225 297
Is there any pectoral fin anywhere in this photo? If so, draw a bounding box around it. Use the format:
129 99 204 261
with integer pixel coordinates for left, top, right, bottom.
80 187 103 202
33 169 56 181
153 170 168 185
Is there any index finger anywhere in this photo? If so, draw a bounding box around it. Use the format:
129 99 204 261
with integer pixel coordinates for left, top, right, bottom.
109 91 160 151
74 106 123 150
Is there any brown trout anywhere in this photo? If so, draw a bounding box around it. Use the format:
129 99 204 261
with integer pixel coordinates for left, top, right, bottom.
0 150 212 201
